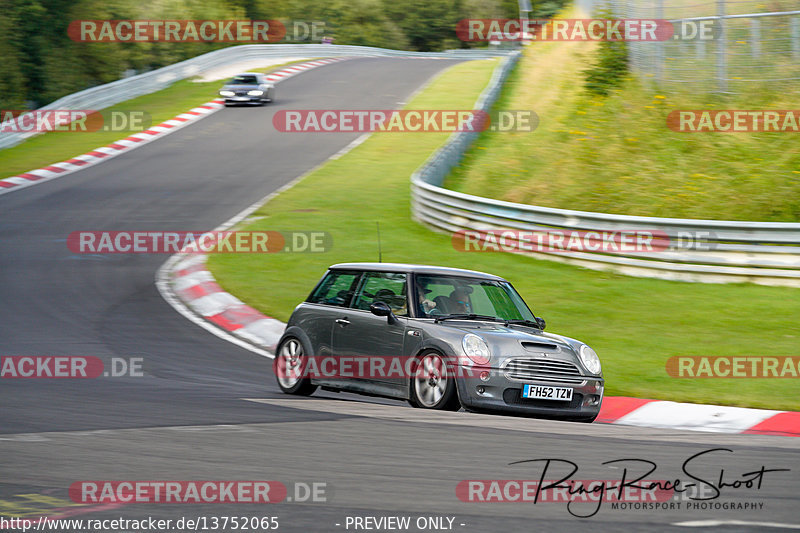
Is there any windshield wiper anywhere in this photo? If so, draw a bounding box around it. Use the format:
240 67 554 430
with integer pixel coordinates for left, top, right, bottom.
504 319 542 328
433 314 504 324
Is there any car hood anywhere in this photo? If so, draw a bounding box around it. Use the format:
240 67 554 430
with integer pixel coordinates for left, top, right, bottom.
435 321 582 355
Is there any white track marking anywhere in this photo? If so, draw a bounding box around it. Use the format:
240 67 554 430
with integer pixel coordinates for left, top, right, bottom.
673 520 800 529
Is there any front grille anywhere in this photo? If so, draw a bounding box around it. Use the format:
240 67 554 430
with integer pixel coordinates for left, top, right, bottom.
503 357 585 384
503 388 584 409
235 91 248 96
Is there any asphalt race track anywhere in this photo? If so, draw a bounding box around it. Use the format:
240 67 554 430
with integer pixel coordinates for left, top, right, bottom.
1 57 798 532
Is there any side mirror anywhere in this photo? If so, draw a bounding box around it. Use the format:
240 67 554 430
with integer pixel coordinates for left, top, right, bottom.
370 301 391 317
536 317 546 330
370 301 398 324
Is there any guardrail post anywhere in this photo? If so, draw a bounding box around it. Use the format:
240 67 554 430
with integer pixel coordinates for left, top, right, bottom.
655 0 664 84
716 0 727 93
695 38 706 60
750 19 761 58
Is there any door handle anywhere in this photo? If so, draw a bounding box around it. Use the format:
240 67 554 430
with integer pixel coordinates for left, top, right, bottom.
335 318 350 326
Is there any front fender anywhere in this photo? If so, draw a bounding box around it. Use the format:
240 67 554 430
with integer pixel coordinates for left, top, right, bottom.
409 339 465 405
272 326 316 376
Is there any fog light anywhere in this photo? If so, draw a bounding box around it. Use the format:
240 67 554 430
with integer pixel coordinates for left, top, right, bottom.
586 394 601 406
476 386 485 395
479 371 490 382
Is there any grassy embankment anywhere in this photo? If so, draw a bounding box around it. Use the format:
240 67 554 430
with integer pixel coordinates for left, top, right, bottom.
446 16 800 221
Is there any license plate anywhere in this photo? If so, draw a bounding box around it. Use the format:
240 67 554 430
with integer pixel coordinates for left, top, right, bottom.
234 96 249 101
522 384 573 401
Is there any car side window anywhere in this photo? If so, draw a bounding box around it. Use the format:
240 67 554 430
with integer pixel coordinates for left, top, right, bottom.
351 272 408 316
307 271 360 307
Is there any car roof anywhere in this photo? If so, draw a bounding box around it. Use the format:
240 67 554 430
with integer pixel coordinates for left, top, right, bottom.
329 262 505 281
234 72 262 76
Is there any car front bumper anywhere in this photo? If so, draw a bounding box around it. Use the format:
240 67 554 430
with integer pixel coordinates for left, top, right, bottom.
455 366 604 420
224 96 265 104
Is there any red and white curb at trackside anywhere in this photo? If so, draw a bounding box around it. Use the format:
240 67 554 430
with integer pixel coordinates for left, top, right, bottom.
166 254 286 354
261 58 344 83
597 396 800 436
163 255 800 438
0 101 223 196
0 58 346 197
154 146 340 360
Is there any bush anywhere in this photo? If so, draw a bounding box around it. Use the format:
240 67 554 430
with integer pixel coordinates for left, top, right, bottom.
583 37 628 96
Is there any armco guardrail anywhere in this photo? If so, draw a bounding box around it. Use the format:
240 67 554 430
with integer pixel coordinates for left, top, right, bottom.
0 44 512 150
410 55 800 287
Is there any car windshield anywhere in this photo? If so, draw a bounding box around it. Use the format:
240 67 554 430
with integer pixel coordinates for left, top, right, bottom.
414 275 536 321
231 75 258 84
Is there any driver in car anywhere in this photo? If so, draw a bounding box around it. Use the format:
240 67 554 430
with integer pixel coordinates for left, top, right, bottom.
449 286 472 314
416 282 437 316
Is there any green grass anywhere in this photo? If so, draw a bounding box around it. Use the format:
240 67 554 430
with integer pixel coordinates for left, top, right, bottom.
0 60 307 180
444 35 800 221
206 58 800 412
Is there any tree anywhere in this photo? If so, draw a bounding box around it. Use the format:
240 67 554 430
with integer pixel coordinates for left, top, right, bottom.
382 0 458 51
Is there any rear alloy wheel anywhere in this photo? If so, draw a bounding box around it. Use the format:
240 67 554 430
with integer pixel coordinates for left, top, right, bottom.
274 337 317 396
409 351 460 411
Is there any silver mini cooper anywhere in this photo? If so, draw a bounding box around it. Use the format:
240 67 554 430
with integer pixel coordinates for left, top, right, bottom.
274 263 604 422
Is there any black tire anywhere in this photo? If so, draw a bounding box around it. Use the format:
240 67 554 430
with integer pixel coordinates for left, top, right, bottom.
274 337 317 396
408 351 460 411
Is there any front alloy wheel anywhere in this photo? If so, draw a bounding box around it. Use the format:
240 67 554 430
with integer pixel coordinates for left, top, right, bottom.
409 351 460 411
274 337 317 396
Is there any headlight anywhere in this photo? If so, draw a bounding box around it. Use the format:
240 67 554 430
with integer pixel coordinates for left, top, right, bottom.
579 345 602 375
247 90 264 96
462 334 491 365
219 90 234 97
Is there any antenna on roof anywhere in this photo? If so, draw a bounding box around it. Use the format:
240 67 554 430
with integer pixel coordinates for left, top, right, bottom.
376 222 382 263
